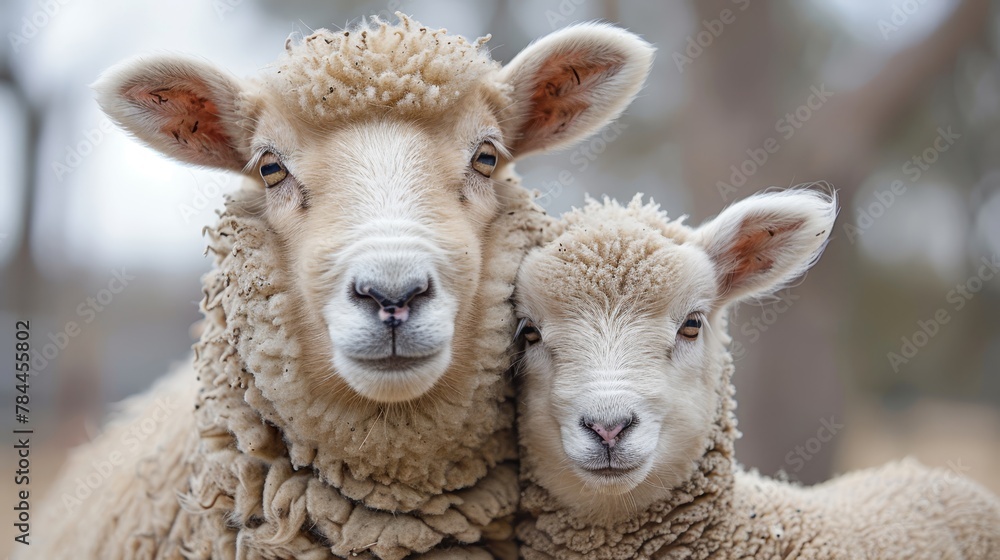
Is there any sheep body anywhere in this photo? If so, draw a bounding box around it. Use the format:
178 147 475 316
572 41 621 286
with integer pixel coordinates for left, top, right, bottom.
515 195 1000 560
29 14 654 558
31 178 546 560
521 455 1000 559
30 364 202 558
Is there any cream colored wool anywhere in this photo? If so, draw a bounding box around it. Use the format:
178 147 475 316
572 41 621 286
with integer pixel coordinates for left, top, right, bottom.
274 15 505 122
184 177 547 558
28 362 203 558
515 197 1000 560
29 14 655 558
30 175 549 560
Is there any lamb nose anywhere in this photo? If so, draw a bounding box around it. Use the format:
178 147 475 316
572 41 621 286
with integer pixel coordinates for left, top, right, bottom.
584 416 634 448
354 279 430 327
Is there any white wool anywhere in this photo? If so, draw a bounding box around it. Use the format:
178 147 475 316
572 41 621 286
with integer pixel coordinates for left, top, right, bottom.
515 192 1000 559
31 13 656 558
268 13 508 123
28 177 549 560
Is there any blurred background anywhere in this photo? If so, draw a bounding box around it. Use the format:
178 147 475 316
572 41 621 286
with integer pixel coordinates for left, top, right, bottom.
1 0 999 552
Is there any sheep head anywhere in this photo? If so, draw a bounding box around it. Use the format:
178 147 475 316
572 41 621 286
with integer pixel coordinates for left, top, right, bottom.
515 188 836 521
94 15 654 404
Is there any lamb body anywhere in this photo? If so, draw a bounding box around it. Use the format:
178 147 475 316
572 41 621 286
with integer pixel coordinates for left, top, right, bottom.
29 15 653 559
514 193 1000 559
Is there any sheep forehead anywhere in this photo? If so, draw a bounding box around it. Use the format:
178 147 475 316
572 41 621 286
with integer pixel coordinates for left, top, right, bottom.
528 223 708 319
259 15 510 124
554 195 693 244
302 120 430 191
285 121 475 240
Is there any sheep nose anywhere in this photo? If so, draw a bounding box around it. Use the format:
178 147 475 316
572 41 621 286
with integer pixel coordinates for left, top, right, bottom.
583 416 634 448
354 279 429 327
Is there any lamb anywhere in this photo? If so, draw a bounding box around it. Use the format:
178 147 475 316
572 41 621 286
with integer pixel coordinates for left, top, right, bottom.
28 15 654 559
513 190 1000 559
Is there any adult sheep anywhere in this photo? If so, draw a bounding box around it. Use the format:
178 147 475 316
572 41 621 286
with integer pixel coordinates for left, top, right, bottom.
513 191 1000 559
29 15 654 560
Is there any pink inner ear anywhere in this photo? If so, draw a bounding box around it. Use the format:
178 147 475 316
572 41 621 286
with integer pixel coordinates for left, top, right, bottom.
123 81 235 160
721 219 804 294
522 52 624 148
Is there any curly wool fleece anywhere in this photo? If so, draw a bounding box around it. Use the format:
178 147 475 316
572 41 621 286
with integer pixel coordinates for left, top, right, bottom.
185 178 548 559
29 174 549 560
271 14 507 123
516 199 1000 560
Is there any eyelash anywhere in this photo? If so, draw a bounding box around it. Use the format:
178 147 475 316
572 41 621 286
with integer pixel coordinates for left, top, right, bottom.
677 312 704 340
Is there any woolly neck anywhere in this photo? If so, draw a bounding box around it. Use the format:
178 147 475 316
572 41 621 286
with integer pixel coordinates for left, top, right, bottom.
187 178 547 558
517 351 740 559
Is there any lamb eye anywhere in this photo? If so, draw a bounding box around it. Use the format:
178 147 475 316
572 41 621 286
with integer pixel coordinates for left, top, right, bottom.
259 153 288 188
678 314 702 340
471 141 498 177
515 318 542 346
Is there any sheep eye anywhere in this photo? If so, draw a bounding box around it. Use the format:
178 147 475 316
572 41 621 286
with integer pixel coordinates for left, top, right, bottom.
523 326 541 344
678 314 702 340
515 317 542 346
471 141 498 178
259 153 288 188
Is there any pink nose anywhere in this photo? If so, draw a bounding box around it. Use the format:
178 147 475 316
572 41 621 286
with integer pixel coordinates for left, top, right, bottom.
354 280 428 328
585 417 633 448
378 305 410 324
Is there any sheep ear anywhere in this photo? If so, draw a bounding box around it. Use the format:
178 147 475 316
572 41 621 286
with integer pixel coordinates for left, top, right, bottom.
93 55 248 171
499 23 654 158
693 189 837 304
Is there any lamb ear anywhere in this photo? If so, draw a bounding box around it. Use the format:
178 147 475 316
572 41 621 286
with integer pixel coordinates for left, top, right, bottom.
93 55 248 171
498 23 654 158
693 189 837 304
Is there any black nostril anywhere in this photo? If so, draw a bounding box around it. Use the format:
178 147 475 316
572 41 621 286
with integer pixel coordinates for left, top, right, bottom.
398 281 429 307
356 284 392 308
581 414 637 448
352 278 432 325
355 282 428 308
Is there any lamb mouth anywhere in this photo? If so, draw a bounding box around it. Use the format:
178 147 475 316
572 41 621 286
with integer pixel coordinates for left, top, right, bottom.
581 464 641 478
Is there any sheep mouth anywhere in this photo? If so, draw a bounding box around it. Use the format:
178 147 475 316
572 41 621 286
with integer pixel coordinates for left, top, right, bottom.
334 347 453 403
575 448 645 477
580 464 642 479
349 352 443 373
